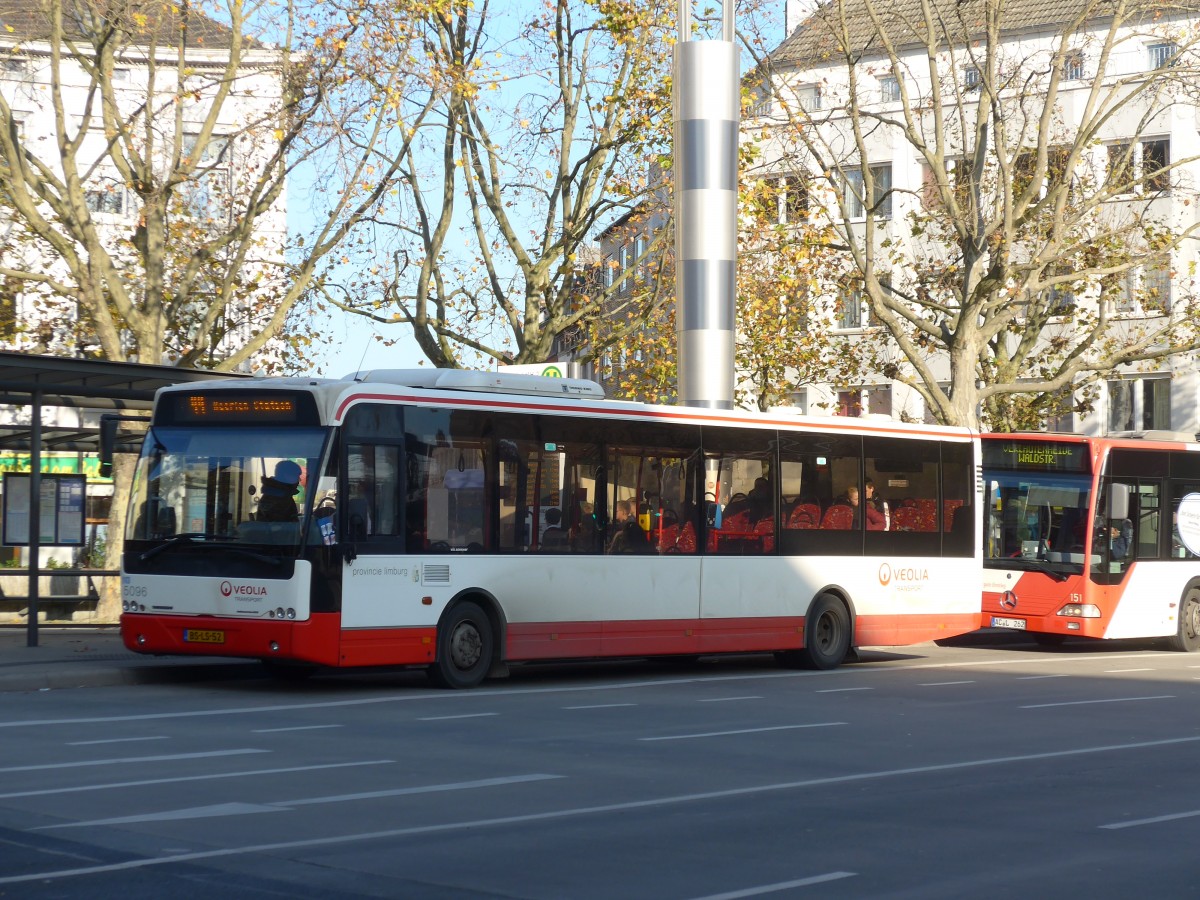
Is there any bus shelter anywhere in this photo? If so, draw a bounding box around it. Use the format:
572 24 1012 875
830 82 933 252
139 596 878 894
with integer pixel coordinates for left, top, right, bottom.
0 352 244 647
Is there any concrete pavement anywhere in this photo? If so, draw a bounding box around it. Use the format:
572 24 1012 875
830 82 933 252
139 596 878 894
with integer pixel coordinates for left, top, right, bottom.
0 627 262 692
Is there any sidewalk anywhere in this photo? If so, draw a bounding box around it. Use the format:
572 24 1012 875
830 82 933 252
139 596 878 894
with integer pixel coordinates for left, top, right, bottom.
0 627 263 692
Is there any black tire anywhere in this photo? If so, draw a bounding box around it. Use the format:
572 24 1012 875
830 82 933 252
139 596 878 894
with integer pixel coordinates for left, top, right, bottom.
429 602 494 689
778 593 851 670
1168 588 1200 652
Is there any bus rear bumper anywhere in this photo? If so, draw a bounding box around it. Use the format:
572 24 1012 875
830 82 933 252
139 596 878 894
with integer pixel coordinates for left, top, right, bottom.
121 613 345 666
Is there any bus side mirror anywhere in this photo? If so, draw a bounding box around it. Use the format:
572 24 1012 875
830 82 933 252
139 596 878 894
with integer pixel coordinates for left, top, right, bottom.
99 415 119 478
1107 483 1130 521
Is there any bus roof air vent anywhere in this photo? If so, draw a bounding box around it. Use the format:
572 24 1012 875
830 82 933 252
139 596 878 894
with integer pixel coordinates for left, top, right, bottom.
346 368 606 400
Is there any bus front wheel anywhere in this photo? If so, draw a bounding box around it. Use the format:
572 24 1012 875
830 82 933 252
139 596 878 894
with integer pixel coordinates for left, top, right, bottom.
1168 588 1200 653
778 593 851 670
429 602 494 688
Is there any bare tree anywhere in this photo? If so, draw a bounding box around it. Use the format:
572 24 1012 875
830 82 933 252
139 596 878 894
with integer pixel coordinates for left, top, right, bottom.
323 0 677 369
747 0 1200 428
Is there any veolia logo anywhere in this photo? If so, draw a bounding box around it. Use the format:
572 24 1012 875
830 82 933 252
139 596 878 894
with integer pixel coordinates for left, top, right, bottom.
878 563 892 586
220 581 267 598
879 563 930 586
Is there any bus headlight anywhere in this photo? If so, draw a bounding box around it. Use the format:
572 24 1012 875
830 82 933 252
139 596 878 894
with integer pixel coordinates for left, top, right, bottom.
1057 604 1101 618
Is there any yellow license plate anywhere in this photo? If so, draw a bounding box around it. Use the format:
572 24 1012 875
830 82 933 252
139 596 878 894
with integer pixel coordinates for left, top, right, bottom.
184 629 225 644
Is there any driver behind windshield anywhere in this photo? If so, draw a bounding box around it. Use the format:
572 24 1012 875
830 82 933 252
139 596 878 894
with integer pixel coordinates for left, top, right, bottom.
257 460 302 523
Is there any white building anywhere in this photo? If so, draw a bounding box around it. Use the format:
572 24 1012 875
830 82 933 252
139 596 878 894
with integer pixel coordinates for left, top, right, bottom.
748 0 1200 436
0 2 288 368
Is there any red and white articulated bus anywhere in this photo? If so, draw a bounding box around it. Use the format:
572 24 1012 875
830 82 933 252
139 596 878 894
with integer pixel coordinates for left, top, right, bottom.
120 369 981 687
982 431 1200 650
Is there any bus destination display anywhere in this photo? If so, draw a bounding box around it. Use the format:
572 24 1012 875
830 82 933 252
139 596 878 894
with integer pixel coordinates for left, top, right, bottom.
168 393 301 423
981 439 1090 473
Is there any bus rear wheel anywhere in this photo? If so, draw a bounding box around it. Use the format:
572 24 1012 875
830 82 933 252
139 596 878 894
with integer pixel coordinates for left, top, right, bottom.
778 593 851 670
1168 588 1200 653
429 602 494 689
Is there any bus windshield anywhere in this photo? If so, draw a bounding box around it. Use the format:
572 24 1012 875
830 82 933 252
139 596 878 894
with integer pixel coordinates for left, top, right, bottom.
126 424 330 548
984 471 1094 575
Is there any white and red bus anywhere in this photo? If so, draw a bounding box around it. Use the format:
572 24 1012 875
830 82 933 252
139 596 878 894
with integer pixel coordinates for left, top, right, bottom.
120 369 981 687
982 431 1200 650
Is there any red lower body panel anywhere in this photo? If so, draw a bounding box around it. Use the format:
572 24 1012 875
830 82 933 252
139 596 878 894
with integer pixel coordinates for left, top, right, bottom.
122 609 979 670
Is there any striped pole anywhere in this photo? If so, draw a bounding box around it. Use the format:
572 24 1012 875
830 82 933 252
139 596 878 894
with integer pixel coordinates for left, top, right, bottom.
673 0 738 409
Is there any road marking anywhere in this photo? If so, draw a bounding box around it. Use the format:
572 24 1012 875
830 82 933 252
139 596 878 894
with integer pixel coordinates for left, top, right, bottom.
563 703 638 710
0 760 394 801
697 696 762 703
1101 809 1200 830
252 725 344 734
416 713 498 721
66 736 169 746
918 681 975 686
37 774 563 830
1104 668 1154 673
640 723 844 742
6 734 1199 885
689 872 857 899
1016 674 1072 680
0 651 1186 730
1020 695 1174 709
0 749 267 773
815 687 872 693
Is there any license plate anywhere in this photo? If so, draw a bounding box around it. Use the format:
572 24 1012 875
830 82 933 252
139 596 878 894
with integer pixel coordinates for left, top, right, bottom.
990 616 1026 630
184 629 225 644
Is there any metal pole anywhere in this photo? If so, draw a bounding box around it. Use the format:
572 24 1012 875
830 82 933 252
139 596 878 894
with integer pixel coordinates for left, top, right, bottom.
673 0 739 409
27 390 41 647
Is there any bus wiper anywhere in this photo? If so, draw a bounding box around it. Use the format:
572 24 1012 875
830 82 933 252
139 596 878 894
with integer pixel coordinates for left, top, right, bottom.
139 532 226 562
991 556 1070 582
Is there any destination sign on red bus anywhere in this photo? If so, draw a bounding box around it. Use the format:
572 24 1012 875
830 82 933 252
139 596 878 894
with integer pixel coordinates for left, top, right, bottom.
981 438 1090 473
159 391 318 425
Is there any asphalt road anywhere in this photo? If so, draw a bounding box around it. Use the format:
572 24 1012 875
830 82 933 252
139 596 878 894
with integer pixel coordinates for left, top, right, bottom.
1 639 1198 899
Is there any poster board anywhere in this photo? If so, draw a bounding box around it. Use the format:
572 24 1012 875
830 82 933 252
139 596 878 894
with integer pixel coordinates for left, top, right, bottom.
2 473 87 546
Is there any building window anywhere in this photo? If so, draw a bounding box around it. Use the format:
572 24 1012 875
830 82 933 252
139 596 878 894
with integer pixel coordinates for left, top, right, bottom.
867 386 892 417
844 164 892 219
798 85 822 112
964 66 981 91
0 57 30 80
112 67 130 83
1064 51 1084 81
1143 138 1170 192
1142 257 1171 312
1106 143 1133 193
1109 377 1171 432
1044 389 1075 433
837 282 863 329
837 389 862 417
85 181 127 216
1046 267 1076 314
879 75 901 102
1148 42 1177 69
602 255 614 289
783 175 808 223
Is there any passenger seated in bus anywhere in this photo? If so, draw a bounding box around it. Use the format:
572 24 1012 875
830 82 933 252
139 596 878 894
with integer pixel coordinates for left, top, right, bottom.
863 480 887 531
609 518 653 554
541 507 569 550
257 460 302 522
607 499 636 552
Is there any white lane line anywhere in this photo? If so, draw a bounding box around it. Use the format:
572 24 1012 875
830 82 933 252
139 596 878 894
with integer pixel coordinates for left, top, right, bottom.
1 651 1185 730
563 703 638 710
640 723 844 742
1021 695 1174 709
252 725 344 734
416 713 498 721
918 681 975 687
6 734 1198 885
0 749 267 773
689 872 857 899
67 736 169 746
37 774 563 830
697 696 763 703
815 687 873 693
1104 668 1154 673
0 760 393 801
1016 674 1072 680
1101 809 1200 830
